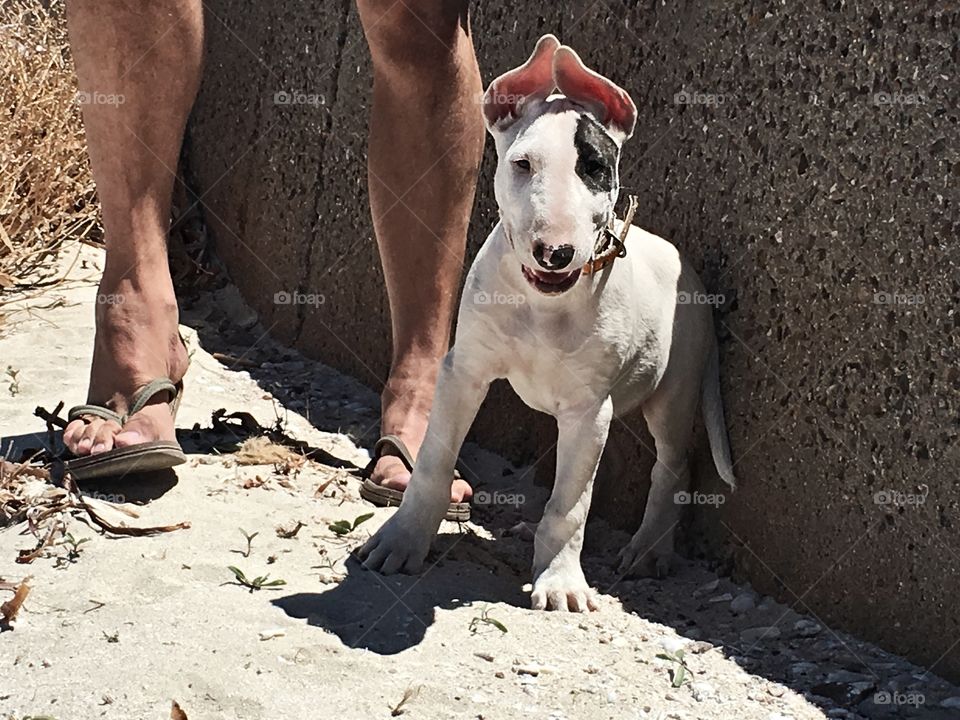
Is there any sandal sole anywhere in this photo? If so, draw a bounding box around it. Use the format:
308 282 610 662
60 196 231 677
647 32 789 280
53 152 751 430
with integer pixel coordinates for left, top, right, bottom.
65 441 186 481
359 478 471 523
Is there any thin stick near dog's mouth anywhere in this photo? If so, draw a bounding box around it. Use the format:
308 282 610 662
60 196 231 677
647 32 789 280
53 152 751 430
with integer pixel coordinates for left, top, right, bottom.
521 265 582 295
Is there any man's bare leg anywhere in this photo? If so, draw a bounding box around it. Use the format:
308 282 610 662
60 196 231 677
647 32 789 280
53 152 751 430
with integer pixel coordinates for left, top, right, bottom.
357 0 484 501
62 1 202 455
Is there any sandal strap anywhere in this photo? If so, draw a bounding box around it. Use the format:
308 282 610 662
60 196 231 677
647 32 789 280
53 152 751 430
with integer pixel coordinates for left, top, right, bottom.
67 377 180 426
359 434 466 480
359 434 414 479
126 378 179 420
373 434 416 472
67 404 123 424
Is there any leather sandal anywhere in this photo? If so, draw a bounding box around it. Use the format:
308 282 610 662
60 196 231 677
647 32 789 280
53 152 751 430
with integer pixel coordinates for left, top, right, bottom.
64 377 186 481
358 434 471 522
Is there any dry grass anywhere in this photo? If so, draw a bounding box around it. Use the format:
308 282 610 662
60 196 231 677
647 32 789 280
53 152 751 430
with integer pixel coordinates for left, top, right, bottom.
0 0 101 291
0 458 189 565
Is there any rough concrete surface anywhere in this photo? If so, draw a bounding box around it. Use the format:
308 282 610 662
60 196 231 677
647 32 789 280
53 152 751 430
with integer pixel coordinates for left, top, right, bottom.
5 246 960 720
185 0 960 682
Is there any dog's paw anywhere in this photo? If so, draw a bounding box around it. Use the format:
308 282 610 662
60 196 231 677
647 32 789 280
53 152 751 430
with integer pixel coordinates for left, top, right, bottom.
530 566 598 612
358 511 433 575
617 541 674 579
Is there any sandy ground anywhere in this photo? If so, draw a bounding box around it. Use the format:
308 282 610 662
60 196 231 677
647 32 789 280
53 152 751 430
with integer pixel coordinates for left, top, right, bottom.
1 244 959 720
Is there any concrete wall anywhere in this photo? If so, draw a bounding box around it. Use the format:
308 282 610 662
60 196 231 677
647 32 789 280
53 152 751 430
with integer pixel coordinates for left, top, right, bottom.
186 1 960 679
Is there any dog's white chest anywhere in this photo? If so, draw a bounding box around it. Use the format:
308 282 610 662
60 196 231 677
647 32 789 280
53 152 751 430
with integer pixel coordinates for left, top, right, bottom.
492 302 624 416
506 350 599 416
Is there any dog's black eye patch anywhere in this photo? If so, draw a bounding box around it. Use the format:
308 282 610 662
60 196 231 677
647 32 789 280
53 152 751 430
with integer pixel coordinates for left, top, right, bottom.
574 115 617 194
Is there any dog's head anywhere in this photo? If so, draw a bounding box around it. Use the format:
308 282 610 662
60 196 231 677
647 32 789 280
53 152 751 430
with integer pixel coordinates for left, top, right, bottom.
483 35 637 296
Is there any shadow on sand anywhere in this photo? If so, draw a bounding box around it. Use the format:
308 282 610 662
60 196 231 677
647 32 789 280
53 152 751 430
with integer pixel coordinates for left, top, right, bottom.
273 533 526 655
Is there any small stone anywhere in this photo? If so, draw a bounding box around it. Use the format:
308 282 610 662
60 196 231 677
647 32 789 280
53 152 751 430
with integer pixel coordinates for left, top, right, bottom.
758 596 778 611
888 672 921 691
794 618 822 637
740 626 782 644
767 685 785 698
826 670 871 684
690 681 716 702
789 662 819 678
659 637 689 654
811 680 875 706
709 593 734 603
941 697 960 709
730 592 757 614
606 689 618 703
693 579 720 597
515 663 552 676
687 641 715 654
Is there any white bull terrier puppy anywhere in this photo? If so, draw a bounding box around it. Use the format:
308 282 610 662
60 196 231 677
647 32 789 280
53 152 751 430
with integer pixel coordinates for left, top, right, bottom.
360 34 736 612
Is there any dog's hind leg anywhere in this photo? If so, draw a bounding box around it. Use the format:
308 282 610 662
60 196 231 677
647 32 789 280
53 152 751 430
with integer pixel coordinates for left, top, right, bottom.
617 373 700 579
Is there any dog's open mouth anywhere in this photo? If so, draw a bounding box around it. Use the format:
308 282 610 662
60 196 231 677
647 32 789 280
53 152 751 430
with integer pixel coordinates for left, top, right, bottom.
521 265 582 295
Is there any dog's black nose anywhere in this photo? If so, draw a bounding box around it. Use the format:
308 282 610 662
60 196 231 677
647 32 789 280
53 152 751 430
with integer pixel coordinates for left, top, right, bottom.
534 243 575 270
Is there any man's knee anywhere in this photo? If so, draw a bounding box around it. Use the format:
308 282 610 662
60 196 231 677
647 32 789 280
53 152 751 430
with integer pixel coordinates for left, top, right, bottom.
356 0 469 69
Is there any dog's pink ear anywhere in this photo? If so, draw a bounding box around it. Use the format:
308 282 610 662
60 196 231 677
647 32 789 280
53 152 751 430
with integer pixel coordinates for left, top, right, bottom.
553 46 637 142
483 34 560 130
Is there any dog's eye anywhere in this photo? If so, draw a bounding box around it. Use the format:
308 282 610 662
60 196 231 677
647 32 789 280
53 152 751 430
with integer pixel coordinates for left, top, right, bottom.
512 158 531 172
583 157 606 177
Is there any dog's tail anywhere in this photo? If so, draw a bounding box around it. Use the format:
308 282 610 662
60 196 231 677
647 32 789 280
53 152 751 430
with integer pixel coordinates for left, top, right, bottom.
702 339 737 490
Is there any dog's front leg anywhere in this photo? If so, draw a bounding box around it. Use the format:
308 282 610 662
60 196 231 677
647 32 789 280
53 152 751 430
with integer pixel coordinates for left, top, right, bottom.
531 397 613 612
360 350 490 575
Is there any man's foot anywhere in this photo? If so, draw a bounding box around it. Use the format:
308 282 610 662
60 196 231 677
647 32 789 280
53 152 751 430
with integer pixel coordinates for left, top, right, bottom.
368 374 472 503
62 265 189 457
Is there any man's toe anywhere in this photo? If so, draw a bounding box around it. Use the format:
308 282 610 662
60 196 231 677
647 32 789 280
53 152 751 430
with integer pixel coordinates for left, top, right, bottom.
63 419 86 451
113 429 144 448
369 456 473 504
76 419 107 455
451 477 473 503
113 406 175 448
90 420 121 455
369 456 411 491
